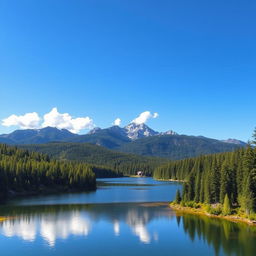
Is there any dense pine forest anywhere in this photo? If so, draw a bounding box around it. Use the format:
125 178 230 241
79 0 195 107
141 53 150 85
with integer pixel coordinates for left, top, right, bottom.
154 129 256 216
0 144 97 201
20 142 166 176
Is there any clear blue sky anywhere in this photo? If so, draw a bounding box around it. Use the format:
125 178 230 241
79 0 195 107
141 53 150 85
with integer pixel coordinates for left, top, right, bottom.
0 0 255 141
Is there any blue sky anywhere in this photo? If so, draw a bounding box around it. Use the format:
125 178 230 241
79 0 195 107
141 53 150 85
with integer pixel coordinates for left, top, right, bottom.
0 0 255 141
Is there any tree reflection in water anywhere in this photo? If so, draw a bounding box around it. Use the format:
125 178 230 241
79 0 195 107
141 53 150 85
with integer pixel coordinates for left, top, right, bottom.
1 203 256 256
180 213 256 256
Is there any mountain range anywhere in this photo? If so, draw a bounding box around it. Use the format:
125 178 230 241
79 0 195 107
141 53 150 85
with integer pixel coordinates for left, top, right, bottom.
0 123 246 160
0 123 178 146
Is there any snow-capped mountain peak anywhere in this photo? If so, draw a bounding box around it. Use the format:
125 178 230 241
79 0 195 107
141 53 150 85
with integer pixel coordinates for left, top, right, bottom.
87 123 178 141
124 122 159 140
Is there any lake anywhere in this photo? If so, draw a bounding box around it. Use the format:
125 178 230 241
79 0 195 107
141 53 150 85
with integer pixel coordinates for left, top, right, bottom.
0 177 256 256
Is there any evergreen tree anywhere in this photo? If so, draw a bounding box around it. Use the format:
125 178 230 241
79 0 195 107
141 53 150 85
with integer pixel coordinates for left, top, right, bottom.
222 194 231 215
252 127 256 146
175 189 182 203
220 161 232 203
211 159 220 203
240 174 254 215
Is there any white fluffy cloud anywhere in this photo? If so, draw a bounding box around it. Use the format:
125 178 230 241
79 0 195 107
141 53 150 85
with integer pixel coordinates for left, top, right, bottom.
2 108 94 134
2 112 41 129
132 111 159 125
42 108 94 133
2 109 159 133
113 118 121 126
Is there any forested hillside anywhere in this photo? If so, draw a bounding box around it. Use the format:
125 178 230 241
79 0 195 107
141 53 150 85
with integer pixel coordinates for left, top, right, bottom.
20 142 167 176
118 134 243 159
154 129 256 216
0 144 96 201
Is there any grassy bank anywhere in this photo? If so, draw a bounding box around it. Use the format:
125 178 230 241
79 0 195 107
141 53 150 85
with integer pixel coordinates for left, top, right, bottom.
0 217 11 222
170 202 256 226
127 175 146 178
154 178 185 182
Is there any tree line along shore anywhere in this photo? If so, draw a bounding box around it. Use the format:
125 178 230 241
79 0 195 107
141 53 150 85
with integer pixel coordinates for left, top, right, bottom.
154 129 256 223
0 144 97 201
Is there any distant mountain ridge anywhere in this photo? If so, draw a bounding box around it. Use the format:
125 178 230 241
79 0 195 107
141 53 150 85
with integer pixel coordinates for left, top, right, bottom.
0 124 246 160
221 138 247 146
117 134 244 159
0 127 78 144
70 125 131 148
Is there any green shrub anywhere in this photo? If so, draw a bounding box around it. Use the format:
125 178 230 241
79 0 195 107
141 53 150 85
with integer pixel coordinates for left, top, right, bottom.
186 201 195 207
210 206 222 215
205 205 211 213
248 213 256 221
180 201 186 207
194 203 201 209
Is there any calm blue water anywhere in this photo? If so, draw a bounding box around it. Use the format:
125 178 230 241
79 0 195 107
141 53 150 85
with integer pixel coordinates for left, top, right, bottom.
0 177 255 256
7 177 181 206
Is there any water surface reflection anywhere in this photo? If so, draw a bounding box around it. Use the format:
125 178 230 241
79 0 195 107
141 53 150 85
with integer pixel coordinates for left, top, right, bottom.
0 203 174 246
1 203 256 256
1 177 256 256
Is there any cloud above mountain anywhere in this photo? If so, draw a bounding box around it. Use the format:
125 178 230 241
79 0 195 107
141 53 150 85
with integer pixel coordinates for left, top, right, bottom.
2 112 41 129
42 108 94 133
132 111 159 125
1 109 159 133
113 118 121 126
2 108 94 133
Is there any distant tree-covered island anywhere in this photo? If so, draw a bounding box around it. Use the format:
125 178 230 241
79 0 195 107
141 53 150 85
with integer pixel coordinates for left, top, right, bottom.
154 128 256 223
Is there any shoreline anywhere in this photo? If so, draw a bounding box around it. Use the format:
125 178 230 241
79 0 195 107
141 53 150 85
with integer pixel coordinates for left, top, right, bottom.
0 216 14 222
126 175 149 178
0 186 96 205
154 178 185 183
170 203 256 226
